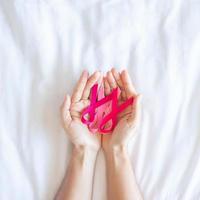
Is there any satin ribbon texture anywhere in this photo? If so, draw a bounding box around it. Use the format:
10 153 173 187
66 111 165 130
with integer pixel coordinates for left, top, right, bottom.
81 83 134 134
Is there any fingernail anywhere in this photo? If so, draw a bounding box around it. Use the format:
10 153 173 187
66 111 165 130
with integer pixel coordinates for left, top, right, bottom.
121 69 125 74
95 71 101 76
82 70 88 76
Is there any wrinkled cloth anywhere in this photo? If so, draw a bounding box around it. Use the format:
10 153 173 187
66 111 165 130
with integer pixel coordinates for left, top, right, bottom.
0 0 200 199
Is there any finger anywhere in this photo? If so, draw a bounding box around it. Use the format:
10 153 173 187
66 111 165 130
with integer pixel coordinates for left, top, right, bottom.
121 69 137 98
82 71 101 100
111 68 123 88
127 94 142 126
111 68 126 100
71 70 88 103
97 72 103 86
106 70 117 90
60 95 72 128
103 76 111 96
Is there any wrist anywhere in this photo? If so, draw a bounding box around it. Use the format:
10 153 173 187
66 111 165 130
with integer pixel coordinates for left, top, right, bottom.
103 145 130 167
73 144 99 155
69 145 99 175
103 144 128 157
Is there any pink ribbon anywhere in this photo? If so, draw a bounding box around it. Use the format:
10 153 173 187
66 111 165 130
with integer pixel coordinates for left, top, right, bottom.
81 83 134 134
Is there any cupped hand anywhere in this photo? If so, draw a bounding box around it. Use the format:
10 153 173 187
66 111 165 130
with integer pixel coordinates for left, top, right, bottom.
60 70 102 152
102 68 142 152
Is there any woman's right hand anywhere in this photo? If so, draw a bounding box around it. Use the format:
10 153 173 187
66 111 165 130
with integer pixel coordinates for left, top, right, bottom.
102 68 142 153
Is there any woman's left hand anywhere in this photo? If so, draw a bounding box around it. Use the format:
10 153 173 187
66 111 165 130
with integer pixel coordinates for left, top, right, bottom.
60 70 102 152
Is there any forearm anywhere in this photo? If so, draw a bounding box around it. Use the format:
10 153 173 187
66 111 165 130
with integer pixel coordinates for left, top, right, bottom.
104 146 143 200
55 146 98 200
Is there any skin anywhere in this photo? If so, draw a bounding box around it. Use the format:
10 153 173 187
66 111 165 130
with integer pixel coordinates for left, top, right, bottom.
56 69 143 200
102 68 143 200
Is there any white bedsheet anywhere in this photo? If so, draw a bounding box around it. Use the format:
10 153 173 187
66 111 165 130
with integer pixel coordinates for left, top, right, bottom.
1 0 200 199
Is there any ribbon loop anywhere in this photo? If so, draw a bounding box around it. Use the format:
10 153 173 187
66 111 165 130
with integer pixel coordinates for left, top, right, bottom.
81 83 134 134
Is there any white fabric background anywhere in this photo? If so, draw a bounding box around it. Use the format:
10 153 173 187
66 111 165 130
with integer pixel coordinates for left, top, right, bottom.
0 0 200 199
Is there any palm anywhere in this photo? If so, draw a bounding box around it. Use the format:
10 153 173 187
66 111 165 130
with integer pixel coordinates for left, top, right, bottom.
61 69 140 151
69 100 100 148
117 93 132 122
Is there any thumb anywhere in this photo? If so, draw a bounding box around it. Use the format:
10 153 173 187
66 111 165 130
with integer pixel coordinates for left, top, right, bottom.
127 94 142 127
60 94 72 129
